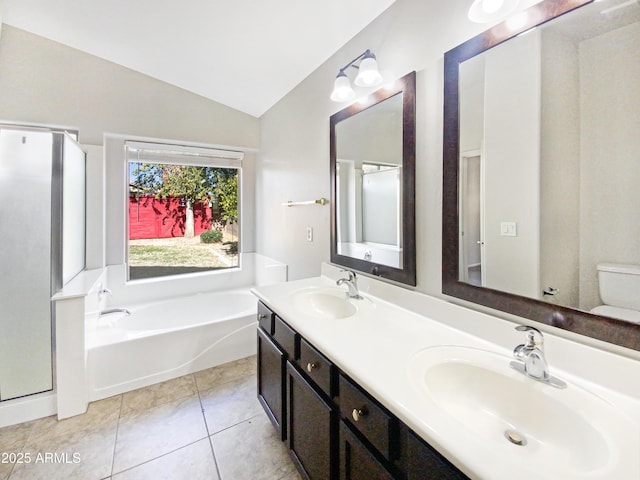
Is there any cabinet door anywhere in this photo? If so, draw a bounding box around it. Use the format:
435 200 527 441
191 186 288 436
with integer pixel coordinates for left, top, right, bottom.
339 421 394 480
405 429 469 480
287 362 336 480
339 374 397 462
257 327 286 440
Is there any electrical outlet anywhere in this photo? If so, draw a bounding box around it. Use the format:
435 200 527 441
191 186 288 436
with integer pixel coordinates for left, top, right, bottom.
306 226 313 242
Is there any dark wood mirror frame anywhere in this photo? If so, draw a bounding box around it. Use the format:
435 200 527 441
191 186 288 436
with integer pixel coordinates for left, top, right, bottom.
442 0 640 351
331 71 416 286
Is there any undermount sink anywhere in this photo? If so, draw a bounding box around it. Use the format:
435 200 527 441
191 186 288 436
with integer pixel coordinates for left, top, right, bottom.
408 346 637 479
291 287 372 319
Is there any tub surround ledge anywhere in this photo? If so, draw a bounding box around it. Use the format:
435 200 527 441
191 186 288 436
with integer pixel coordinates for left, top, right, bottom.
52 268 106 420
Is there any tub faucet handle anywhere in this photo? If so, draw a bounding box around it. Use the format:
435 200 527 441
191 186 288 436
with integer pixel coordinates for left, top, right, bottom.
99 287 112 297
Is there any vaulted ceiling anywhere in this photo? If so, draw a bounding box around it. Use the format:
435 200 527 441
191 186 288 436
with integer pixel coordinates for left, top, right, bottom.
2 0 396 117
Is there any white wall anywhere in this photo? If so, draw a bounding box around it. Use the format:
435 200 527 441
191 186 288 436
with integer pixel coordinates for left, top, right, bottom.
336 94 403 164
257 0 493 288
459 54 485 153
0 25 259 148
540 28 580 308
579 22 640 310
0 23 261 300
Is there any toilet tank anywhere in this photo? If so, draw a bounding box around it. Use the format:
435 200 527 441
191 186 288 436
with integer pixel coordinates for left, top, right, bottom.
596 263 640 311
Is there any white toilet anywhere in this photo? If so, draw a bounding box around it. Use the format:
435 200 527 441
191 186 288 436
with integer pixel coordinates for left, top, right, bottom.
591 263 640 324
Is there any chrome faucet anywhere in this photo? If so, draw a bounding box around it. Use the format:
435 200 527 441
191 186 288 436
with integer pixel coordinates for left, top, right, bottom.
336 270 363 299
510 325 566 388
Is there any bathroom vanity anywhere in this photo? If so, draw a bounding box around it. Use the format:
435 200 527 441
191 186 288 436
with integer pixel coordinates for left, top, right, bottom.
256 301 466 480
252 265 640 480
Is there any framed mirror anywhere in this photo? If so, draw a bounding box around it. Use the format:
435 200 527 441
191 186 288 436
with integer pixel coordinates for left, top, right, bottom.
331 71 416 286
443 0 640 350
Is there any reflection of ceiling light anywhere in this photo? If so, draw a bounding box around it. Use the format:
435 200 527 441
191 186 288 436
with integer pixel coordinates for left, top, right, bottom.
468 0 520 23
506 10 529 30
330 49 383 102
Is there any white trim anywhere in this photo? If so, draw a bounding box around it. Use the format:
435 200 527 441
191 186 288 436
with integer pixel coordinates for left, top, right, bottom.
104 131 258 154
126 140 243 168
0 392 57 428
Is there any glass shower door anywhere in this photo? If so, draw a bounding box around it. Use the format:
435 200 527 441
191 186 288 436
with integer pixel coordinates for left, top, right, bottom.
0 128 54 400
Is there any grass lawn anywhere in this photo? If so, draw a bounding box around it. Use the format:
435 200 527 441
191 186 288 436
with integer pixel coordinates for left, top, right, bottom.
129 244 223 267
128 235 238 280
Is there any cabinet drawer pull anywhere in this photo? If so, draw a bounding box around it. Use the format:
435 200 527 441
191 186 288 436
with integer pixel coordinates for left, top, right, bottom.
307 362 318 372
352 407 368 422
258 314 267 319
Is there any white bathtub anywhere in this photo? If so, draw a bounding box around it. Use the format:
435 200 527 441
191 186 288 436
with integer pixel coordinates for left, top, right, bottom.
86 288 257 401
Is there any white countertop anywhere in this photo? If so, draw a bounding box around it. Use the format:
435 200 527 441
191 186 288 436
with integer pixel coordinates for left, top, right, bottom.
252 269 640 480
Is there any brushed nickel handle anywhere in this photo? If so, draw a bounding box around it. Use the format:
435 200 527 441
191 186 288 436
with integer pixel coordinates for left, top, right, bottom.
306 362 318 373
352 407 368 422
258 314 267 319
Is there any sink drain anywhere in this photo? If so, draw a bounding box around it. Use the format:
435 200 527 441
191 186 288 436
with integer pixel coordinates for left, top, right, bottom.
504 430 527 446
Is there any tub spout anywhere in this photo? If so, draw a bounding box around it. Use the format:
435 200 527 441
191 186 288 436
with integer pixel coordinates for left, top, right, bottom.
99 308 131 317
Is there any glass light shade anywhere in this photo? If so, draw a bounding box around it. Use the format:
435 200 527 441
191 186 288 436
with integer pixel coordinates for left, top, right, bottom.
482 0 505 14
468 0 519 23
354 56 383 87
330 73 356 102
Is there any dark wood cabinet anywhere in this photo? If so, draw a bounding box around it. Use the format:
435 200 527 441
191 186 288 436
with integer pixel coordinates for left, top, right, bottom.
339 374 398 463
258 301 275 334
287 361 337 480
256 301 469 480
257 326 286 440
404 428 469 480
299 337 335 397
339 421 394 480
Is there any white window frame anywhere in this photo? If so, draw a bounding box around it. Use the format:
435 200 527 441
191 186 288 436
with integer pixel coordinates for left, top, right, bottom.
125 140 244 282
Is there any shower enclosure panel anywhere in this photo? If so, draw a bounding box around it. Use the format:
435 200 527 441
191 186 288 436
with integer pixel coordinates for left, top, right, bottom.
0 128 57 401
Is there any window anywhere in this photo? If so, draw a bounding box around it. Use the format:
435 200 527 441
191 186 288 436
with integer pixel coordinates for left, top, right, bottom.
126 141 242 281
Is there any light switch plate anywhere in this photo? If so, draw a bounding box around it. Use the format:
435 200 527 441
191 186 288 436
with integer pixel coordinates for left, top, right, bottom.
500 222 517 236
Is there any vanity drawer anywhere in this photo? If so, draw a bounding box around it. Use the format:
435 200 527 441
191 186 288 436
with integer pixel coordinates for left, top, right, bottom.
299 337 335 398
273 315 297 359
257 302 274 334
339 374 397 462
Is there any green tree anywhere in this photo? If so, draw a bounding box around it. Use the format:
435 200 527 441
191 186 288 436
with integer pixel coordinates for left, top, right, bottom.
214 171 238 225
131 163 216 238
131 163 240 239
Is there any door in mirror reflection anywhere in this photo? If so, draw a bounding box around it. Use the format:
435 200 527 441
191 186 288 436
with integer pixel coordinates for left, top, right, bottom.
456 1 640 311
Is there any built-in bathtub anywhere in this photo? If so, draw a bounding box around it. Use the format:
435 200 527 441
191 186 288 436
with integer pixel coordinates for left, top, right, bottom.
85 288 257 401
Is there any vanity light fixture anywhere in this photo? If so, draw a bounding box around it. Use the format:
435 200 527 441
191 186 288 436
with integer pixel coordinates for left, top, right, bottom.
468 0 520 23
330 49 383 102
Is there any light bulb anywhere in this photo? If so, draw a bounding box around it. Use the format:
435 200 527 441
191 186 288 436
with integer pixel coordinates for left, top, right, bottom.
330 72 355 102
482 0 504 14
354 54 383 87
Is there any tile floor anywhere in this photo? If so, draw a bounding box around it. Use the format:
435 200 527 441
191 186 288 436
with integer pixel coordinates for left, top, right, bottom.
0 356 303 480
